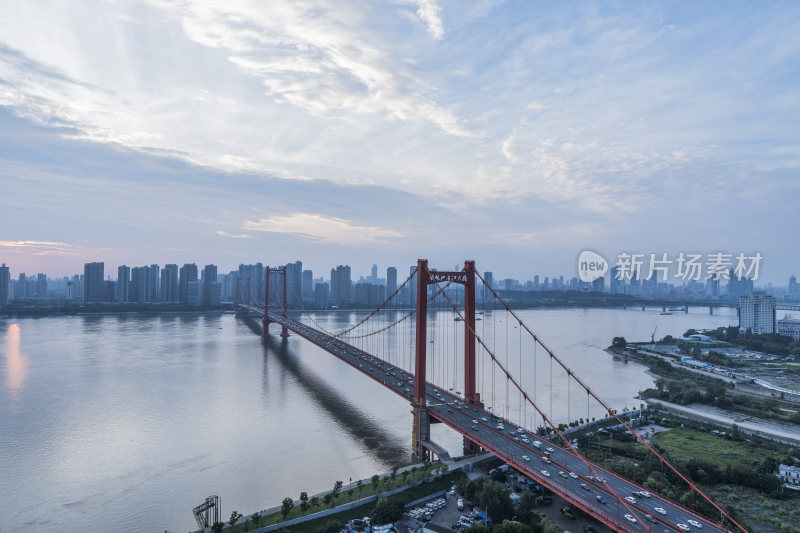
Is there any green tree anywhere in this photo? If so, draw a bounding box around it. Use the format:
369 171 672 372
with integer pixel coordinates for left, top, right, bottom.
464 526 491 533
332 480 343 497
211 522 224 533
370 497 405 524
310 496 320 508
300 491 309 513
477 480 514 524
493 520 532 533
230 510 242 527
323 493 333 506
612 336 627 349
516 492 537 525
371 474 381 493
251 513 262 527
391 466 399 480
281 497 294 518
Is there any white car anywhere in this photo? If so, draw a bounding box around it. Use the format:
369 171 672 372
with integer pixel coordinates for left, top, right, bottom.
541 470 550 477
625 496 637 504
522 455 531 461
472 419 479 424
481 417 488 422
568 472 578 479
677 524 690 531
541 457 551 464
546 447 554 453
688 519 703 529
624 514 637 523
639 491 651 498
654 507 667 515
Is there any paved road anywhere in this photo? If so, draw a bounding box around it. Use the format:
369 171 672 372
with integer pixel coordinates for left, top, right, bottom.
247 308 731 533
647 398 800 445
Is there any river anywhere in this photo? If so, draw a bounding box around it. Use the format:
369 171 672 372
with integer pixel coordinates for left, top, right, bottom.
0 306 737 532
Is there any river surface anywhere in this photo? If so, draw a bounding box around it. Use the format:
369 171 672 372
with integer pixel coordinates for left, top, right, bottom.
0 306 738 532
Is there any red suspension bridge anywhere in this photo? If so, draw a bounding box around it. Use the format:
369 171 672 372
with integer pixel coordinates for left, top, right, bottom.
235 259 746 533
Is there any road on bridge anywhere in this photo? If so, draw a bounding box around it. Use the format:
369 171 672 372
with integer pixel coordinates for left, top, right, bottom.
245 306 730 533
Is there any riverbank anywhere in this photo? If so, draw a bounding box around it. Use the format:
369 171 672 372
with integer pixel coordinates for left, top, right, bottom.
0 303 231 317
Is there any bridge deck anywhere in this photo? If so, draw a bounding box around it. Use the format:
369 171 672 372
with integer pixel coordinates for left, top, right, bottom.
244 306 728 533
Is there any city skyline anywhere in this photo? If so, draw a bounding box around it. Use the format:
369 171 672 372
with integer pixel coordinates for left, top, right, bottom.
2 2 800 283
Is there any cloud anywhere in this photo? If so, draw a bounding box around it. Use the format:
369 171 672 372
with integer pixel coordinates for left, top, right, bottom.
0 241 101 256
215 231 253 239
413 1 445 39
244 213 404 246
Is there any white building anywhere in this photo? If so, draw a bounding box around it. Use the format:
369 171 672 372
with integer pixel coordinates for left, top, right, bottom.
739 291 776 334
779 464 800 487
777 318 800 342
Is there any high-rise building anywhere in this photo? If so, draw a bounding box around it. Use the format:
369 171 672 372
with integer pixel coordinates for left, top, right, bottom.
103 280 117 302
83 262 104 303
314 282 329 306
728 268 754 300
371 264 378 283
117 265 130 302
130 266 154 303
36 273 47 298
179 263 198 304
239 263 264 305
187 280 203 306
789 275 798 299
16 273 26 299
330 265 352 305
739 291 776 334
0 263 9 307
386 267 397 298
203 264 217 305
483 271 494 302
302 269 313 302
409 265 418 306
149 265 160 302
284 261 303 306
160 264 179 303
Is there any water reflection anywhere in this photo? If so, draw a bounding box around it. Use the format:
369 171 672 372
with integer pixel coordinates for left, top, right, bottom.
245 317 411 464
4 323 27 404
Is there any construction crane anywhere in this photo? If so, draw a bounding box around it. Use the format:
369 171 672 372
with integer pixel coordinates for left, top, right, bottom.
651 326 658 344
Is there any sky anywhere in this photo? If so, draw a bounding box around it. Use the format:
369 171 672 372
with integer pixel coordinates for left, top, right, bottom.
1 0 798 284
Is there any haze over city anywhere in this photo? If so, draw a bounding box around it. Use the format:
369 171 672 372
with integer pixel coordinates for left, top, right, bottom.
2 1 799 282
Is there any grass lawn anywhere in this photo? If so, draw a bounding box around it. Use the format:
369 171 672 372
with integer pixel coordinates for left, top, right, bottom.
652 427 789 469
707 484 800 533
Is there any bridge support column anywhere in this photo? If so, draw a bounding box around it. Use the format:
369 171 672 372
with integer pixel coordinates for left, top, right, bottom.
281 267 289 337
263 266 270 336
412 404 430 461
412 259 429 459
463 260 481 456
709 306 714 315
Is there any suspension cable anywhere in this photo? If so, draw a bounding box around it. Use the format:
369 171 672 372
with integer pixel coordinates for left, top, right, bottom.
473 271 749 533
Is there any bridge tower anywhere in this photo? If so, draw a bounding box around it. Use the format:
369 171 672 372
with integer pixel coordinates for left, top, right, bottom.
412 259 481 458
235 278 250 317
263 266 289 337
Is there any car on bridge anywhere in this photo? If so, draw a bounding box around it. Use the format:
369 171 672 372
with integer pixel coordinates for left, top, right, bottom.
522 455 531 461
654 507 667 515
595 495 606 504
624 514 637 524
540 470 550 477
687 519 703 529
